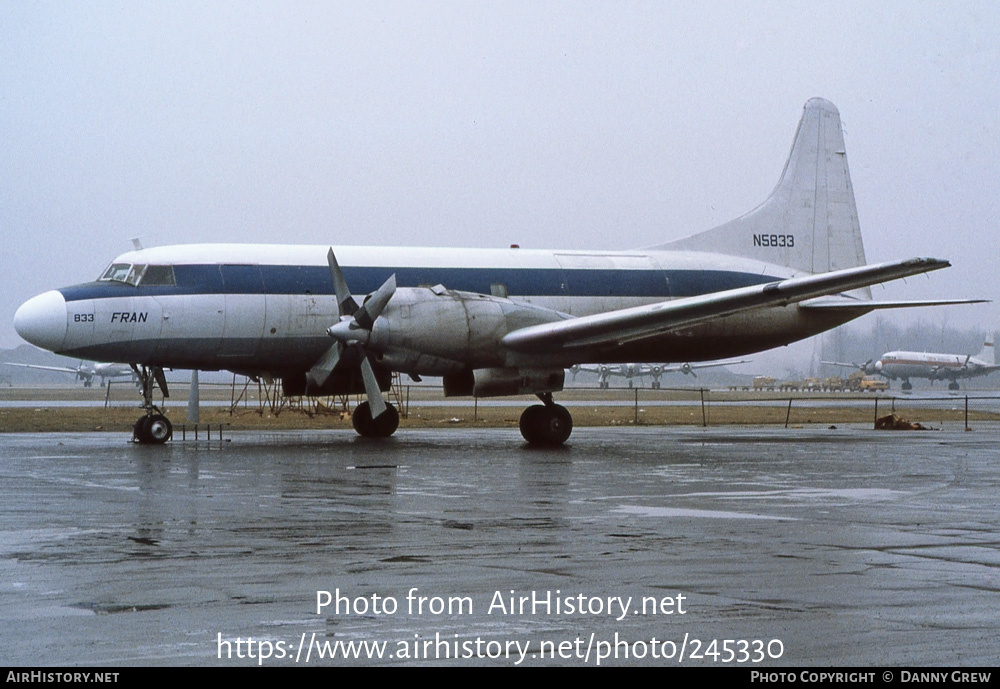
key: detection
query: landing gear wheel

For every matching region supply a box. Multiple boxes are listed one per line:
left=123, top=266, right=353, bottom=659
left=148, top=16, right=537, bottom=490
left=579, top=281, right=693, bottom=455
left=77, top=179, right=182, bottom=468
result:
left=948, top=381, right=960, bottom=391
left=146, top=414, right=172, bottom=444
left=519, top=404, right=573, bottom=446
left=901, top=381, right=913, bottom=391
left=133, top=414, right=172, bottom=444
left=352, top=402, right=399, bottom=438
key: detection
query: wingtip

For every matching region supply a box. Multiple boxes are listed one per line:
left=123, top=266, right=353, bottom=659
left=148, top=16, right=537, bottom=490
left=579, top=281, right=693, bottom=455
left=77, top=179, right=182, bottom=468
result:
left=906, top=257, right=950, bottom=270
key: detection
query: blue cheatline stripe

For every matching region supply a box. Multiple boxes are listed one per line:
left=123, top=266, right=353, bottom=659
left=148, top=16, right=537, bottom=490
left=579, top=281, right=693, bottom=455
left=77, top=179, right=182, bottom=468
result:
left=57, top=265, right=778, bottom=302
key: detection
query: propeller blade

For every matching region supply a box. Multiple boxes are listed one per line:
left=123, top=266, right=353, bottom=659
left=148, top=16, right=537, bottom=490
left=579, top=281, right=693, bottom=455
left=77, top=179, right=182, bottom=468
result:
left=354, top=274, right=396, bottom=330
left=360, top=356, right=387, bottom=418
left=326, top=248, right=359, bottom=317
left=306, top=342, right=344, bottom=387
left=316, top=248, right=395, bottom=415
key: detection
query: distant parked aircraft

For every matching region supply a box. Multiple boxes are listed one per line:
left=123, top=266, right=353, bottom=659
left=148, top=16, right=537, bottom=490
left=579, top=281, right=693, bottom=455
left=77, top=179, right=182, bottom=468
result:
left=3, top=360, right=136, bottom=387
left=824, top=339, right=996, bottom=390
left=575, top=360, right=749, bottom=389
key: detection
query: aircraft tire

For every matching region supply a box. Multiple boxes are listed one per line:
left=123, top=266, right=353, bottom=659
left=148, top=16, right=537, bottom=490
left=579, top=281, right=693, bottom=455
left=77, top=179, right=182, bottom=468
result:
left=519, top=404, right=572, bottom=446
left=146, top=414, right=173, bottom=444
left=352, top=402, right=399, bottom=438
left=519, top=405, right=545, bottom=443
left=133, top=414, right=172, bottom=444
left=133, top=416, right=151, bottom=443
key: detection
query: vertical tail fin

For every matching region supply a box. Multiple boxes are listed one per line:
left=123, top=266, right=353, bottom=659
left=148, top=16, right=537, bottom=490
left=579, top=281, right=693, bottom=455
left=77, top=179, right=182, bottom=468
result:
left=976, top=339, right=995, bottom=365
left=654, top=98, right=868, bottom=280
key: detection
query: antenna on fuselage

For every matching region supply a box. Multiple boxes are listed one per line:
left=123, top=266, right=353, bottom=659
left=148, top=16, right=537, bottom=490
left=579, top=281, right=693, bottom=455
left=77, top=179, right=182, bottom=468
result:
left=130, top=237, right=144, bottom=250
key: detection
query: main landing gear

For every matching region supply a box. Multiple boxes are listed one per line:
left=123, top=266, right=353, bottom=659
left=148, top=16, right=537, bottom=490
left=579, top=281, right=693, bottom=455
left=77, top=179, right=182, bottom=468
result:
left=519, top=393, right=572, bottom=446
left=352, top=401, right=400, bottom=438
left=131, top=365, right=172, bottom=445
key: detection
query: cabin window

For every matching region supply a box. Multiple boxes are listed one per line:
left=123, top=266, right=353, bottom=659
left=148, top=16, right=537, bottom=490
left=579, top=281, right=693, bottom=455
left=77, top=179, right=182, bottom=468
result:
left=490, top=283, right=508, bottom=298
left=140, top=265, right=176, bottom=286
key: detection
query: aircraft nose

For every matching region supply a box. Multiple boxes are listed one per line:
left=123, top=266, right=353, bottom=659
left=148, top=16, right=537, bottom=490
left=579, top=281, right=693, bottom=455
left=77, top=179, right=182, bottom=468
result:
left=14, top=290, right=68, bottom=352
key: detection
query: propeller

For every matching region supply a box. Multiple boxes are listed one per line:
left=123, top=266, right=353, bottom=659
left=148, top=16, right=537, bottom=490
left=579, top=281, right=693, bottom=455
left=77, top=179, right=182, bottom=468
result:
left=75, top=360, right=95, bottom=385
left=306, top=249, right=396, bottom=418
left=679, top=363, right=697, bottom=378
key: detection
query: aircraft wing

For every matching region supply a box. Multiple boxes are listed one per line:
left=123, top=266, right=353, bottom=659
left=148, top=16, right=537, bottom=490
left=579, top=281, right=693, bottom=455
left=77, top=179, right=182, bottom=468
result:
left=3, top=362, right=81, bottom=375
left=661, top=360, right=750, bottom=373
left=821, top=360, right=865, bottom=370
left=502, top=258, right=949, bottom=353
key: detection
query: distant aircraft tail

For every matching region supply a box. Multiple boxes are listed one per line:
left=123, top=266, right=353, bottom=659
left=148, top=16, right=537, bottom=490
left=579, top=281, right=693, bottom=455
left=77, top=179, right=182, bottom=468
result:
left=976, top=338, right=995, bottom=365
left=652, top=98, right=868, bottom=284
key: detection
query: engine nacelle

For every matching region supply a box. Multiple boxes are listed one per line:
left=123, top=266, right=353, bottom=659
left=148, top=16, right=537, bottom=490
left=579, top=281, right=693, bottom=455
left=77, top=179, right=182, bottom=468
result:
left=472, top=367, right=565, bottom=398
left=368, top=286, right=563, bottom=373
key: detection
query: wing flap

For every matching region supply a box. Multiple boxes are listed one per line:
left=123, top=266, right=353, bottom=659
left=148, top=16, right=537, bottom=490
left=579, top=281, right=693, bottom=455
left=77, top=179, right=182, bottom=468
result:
left=501, top=257, right=950, bottom=353
left=801, top=297, right=988, bottom=310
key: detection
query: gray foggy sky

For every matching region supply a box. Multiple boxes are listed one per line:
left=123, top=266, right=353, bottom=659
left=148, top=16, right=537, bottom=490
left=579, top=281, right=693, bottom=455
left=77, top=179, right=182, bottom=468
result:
left=2, top=1, right=998, bottom=353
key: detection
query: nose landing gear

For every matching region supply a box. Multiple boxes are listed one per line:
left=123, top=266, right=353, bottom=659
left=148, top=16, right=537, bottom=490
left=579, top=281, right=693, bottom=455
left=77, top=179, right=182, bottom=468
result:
left=130, top=365, right=172, bottom=445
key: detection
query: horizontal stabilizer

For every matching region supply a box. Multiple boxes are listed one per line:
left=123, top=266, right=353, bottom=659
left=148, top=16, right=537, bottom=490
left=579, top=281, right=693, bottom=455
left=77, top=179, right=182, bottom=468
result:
left=502, top=258, right=949, bottom=353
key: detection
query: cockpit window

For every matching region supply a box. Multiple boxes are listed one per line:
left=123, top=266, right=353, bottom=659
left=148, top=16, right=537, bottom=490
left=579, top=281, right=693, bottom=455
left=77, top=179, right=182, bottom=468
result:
left=140, top=265, right=176, bottom=286
left=98, top=263, right=174, bottom=286
left=99, top=263, right=133, bottom=283
left=125, top=264, right=146, bottom=285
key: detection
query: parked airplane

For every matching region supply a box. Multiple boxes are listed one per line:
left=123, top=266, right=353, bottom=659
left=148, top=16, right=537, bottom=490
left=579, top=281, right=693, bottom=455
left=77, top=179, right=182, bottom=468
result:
left=3, top=360, right=135, bottom=387
left=12, top=98, right=981, bottom=445
left=824, top=340, right=997, bottom=391
left=575, top=360, right=748, bottom=389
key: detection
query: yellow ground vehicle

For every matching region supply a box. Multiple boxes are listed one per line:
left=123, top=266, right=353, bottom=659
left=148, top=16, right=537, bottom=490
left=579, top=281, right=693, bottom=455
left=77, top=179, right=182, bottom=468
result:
left=859, top=376, right=889, bottom=391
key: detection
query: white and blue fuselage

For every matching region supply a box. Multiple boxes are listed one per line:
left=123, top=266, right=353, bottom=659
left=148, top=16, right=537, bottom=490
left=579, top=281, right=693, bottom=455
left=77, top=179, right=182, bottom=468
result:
left=15, top=243, right=852, bottom=380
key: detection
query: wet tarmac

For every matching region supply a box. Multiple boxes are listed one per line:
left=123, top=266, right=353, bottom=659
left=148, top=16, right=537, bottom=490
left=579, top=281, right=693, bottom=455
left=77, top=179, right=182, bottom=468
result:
left=1, top=426, right=998, bottom=666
